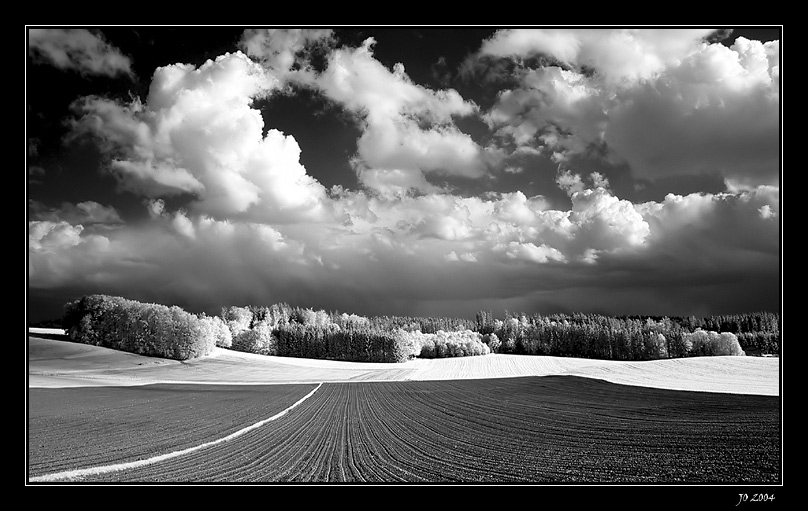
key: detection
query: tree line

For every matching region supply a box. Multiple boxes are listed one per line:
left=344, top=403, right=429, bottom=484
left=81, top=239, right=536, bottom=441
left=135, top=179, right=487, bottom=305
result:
left=53, top=295, right=779, bottom=363
left=475, top=310, right=779, bottom=359
left=61, top=295, right=228, bottom=361
left=219, top=303, right=487, bottom=362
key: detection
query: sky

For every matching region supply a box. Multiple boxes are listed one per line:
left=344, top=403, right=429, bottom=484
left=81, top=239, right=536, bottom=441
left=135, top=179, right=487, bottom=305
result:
left=27, top=26, right=781, bottom=323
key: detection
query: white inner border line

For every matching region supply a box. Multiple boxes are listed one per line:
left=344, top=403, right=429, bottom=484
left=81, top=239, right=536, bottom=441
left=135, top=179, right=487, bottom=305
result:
left=29, top=382, right=323, bottom=483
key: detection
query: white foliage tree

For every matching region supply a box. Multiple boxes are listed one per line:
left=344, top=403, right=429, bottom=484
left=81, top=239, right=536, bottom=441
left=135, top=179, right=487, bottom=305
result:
left=231, top=319, right=276, bottom=355
left=221, top=306, right=253, bottom=338
left=199, top=314, right=232, bottom=348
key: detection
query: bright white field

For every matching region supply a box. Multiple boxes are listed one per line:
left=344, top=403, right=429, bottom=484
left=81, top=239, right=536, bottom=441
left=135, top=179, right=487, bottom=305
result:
left=27, top=328, right=780, bottom=395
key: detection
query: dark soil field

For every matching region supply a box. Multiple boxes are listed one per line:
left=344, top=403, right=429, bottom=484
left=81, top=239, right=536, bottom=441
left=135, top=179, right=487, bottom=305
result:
left=28, top=376, right=780, bottom=484
left=28, top=383, right=317, bottom=479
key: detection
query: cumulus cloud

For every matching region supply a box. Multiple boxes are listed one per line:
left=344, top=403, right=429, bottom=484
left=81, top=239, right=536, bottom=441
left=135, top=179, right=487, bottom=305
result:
left=485, top=66, right=608, bottom=162
left=637, top=185, right=779, bottom=256
left=314, top=38, right=489, bottom=195
left=66, top=95, right=207, bottom=197
left=29, top=221, right=84, bottom=251
left=605, top=37, right=780, bottom=186
left=568, top=187, right=650, bottom=254
left=238, top=28, right=334, bottom=80
left=28, top=28, right=133, bottom=78
left=758, top=204, right=775, bottom=220
left=29, top=208, right=316, bottom=312
left=29, top=200, right=122, bottom=226
left=327, top=170, right=650, bottom=268
left=476, top=29, right=780, bottom=187
left=445, top=251, right=479, bottom=263
left=498, top=241, right=567, bottom=264
left=28, top=220, right=113, bottom=290
left=351, top=165, right=446, bottom=200
left=28, top=29, right=780, bottom=321
left=66, top=51, right=331, bottom=223
left=28, top=179, right=780, bottom=318
left=479, top=28, right=716, bottom=85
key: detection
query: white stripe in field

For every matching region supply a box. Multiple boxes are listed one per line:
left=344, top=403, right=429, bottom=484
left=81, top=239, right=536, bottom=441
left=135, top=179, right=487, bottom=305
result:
left=29, top=382, right=323, bottom=483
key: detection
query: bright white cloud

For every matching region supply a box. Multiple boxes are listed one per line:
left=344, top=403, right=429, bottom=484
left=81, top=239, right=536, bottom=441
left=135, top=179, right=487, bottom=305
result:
left=28, top=28, right=133, bottom=78
left=675, top=37, right=779, bottom=91
left=487, top=66, right=607, bottom=143
left=330, top=172, right=650, bottom=266
left=604, top=37, right=780, bottom=186
left=315, top=38, right=487, bottom=195
left=66, top=95, right=207, bottom=197
left=637, top=185, right=780, bottom=252
left=29, top=221, right=84, bottom=250
left=319, top=39, right=476, bottom=122
left=29, top=29, right=780, bottom=320
left=352, top=165, right=445, bottom=200
left=238, top=28, right=334, bottom=84
left=28, top=179, right=780, bottom=317
left=566, top=186, right=651, bottom=255
left=483, top=64, right=611, bottom=165
left=480, top=28, right=715, bottom=85
left=67, top=51, right=331, bottom=223
left=28, top=220, right=113, bottom=289
left=170, top=210, right=196, bottom=239
left=480, top=29, right=780, bottom=186
left=498, top=241, right=567, bottom=264
left=445, top=250, right=479, bottom=263
left=758, top=204, right=775, bottom=220
left=491, top=191, right=551, bottom=225
left=480, top=29, right=583, bottom=63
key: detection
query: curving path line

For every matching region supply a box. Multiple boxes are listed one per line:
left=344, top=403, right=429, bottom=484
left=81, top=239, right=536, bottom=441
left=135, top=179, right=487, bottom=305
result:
left=29, top=382, right=323, bottom=482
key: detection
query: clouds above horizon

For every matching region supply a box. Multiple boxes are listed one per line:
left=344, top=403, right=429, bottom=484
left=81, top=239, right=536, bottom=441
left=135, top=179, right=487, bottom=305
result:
left=475, top=28, right=780, bottom=186
left=28, top=28, right=134, bottom=78
left=65, top=50, right=332, bottom=223
left=27, top=27, right=781, bottom=320
left=314, top=37, right=490, bottom=197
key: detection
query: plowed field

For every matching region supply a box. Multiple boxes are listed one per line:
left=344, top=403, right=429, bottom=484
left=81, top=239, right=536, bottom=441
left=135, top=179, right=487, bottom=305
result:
left=28, top=383, right=317, bottom=479
left=29, top=378, right=780, bottom=483
left=27, top=334, right=782, bottom=484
